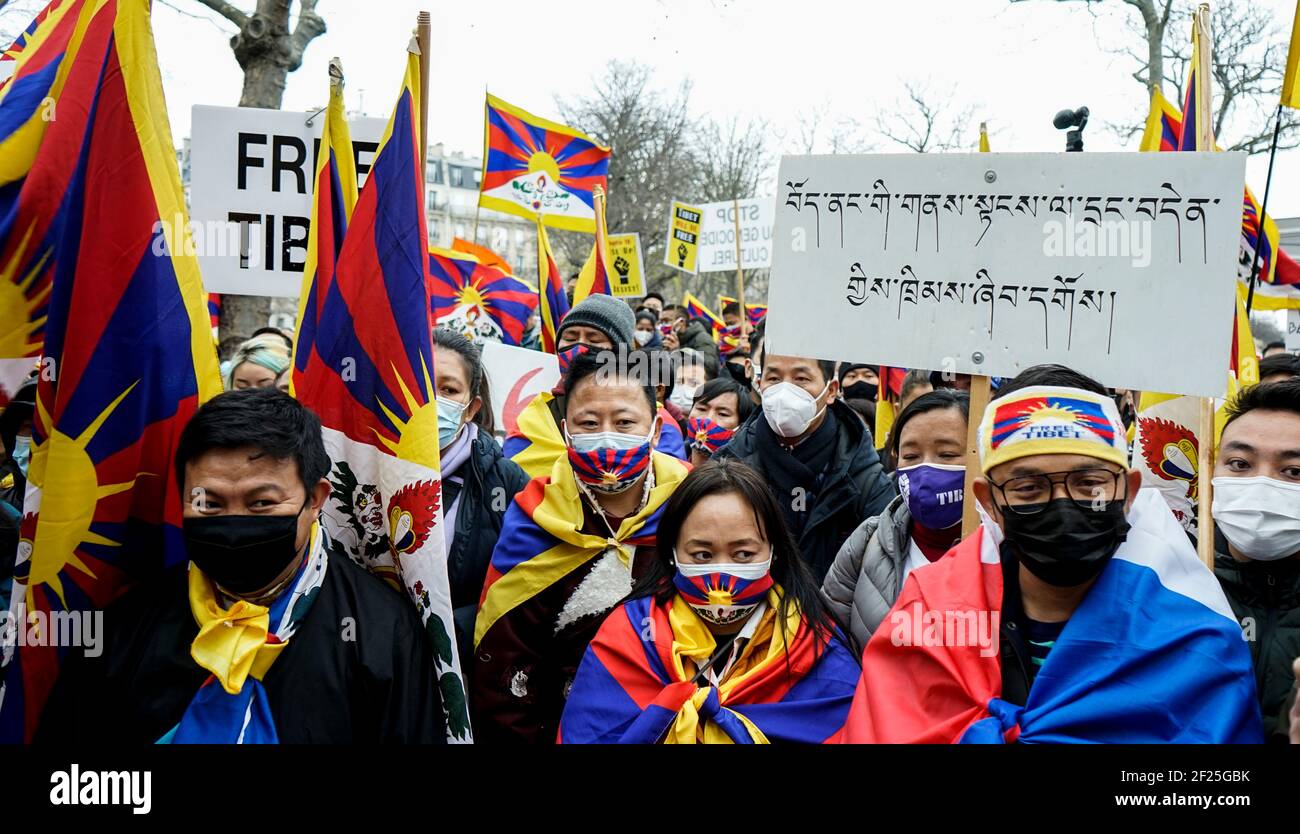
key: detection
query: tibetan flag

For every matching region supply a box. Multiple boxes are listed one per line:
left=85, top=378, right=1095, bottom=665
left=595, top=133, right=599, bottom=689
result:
left=718, top=296, right=767, bottom=328
left=841, top=491, right=1262, bottom=744
left=0, top=0, right=223, bottom=743
left=572, top=184, right=613, bottom=304
left=682, top=292, right=722, bottom=330
left=451, top=236, right=513, bottom=275
left=291, top=59, right=356, bottom=397
left=0, top=0, right=91, bottom=360
left=292, top=45, right=470, bottom=742
left=1139, top=88, right=1182, bottom=152
left=479, top=93, right=610, bottom=232
left=428, top=246, right=537, bottom=346
left=535, top=219, right=569, bottom=354
left=558, top=592, right=860, bottom=744
left=1283, top=0, right=1299, bottom=110
left=206, top=293, right=220, bottom=340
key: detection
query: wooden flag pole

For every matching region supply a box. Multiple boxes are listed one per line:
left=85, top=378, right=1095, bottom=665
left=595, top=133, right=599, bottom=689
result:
left=961, top=375, right=992, bottom=538
left=1192, top=2, right=1216, bottom=570
left=416, top=13, right=431, bottom=172
left=732, top=199, right=747, bottom=331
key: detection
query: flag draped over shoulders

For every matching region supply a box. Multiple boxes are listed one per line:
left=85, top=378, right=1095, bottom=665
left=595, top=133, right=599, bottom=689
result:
left=841, top=490, right=1262, bottom=744
left=559, top=590, right=859, bottom=744
left=0, top=0, right=222, bottom=742
left=474, top=451, right=689, bottom=648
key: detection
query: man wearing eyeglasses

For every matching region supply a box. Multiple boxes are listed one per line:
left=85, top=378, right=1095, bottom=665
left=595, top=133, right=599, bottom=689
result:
left=840, top=364, right=1261, bottom=743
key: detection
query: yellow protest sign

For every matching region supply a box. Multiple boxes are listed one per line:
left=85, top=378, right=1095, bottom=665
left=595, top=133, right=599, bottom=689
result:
left=664, top=200, right=702, bottom=275
left=607, top=233, right=645, bottom=297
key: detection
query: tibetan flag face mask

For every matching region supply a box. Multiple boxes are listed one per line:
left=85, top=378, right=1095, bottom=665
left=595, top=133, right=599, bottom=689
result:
left=686, top=416, right=734, bottom=456
left=673, top=556, right=774, bottom=626
left=564, top=421, right=655, bottom=494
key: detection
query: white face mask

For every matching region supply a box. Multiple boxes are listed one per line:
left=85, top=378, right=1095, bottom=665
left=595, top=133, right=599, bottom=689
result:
left=1212, top=476, right=1300, bottom=561
left=761, top=381, right=827, bottom=438
left=633, top=329, right=653, bottom=346
left=668, top=384, right=698, bottom=411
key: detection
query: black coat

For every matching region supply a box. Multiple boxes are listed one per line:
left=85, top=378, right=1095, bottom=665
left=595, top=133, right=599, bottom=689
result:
left=447, top=431, right=530, bottom=663
left=715, top=400, right=896, bottom=582
left=36, top=542, right=446, bottom=744
left=1215, top=548, right=1300, bottom=739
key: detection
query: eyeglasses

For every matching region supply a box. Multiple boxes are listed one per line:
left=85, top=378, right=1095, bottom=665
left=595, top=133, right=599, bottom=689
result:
left=988, top=468, right=1125, bottom=516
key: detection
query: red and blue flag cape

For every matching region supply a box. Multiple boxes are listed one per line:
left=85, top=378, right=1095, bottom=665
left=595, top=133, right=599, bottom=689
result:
left=558, top=591, right=859, bottom=744
left=0, top=0, right=223, bottom=743
left=840, top=491, right=1262, bottom=744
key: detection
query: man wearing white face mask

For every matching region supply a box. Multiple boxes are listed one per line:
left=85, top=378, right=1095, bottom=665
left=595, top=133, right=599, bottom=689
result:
left=715, top=350, right=895, bottom=582
left=1212, top=379, right=1300, bottom=739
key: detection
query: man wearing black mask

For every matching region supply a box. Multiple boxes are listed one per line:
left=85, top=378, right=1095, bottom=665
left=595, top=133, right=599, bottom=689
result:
left=843, top=364, right=1261, bottom=743
left=38, top=388, right=445, bottom=744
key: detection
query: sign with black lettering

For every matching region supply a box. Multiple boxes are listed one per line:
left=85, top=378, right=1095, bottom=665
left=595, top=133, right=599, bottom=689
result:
left=663, top=200, right=702, bottom=275
left=697, top=197, right=774, bottom=272
left=189, top=105, right=386, bottom=297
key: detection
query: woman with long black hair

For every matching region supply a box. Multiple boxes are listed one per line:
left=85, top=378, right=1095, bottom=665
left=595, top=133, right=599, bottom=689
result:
left=558, top=458, right=860, bottom=744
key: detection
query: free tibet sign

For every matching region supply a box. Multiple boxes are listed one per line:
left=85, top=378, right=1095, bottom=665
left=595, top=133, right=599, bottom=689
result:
left=663, top=200, right=702, bottom=275
left=607, top=233, right=645, bottom=297
left=764, top=152, right=1246, bottom=398
left=188, top=105, right=386, bottom=297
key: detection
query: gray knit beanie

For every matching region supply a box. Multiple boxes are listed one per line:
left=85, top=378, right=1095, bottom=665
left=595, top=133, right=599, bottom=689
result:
left=558, top=293, right=636, bottom=347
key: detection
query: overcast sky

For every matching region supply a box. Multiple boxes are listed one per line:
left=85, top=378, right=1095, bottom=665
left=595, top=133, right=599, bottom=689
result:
left=141, top=0, right=1300, bottom=219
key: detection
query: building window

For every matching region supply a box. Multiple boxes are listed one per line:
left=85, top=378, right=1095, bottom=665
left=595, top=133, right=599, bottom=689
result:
left=449, top=165, right=481, bottom=190
left=429, top=160, right=444, bottom=185
left=426, top=190, right=438, bottom=212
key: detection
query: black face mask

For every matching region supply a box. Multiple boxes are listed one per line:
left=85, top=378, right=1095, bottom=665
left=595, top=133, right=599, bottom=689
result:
left=842, top=381, right=877, bottom=402
left=998, top=498, right=1131, bottom=587
left=183, top=504, right=306, bottom=595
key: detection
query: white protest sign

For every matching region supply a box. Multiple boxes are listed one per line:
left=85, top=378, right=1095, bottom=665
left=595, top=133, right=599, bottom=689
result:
left=765, top=152, right=1247, bottom=399
left=189, top=104, right=387, bottom=297
left=480, top=342, right=559, bottom=438
left=1288, top=309, right=1300, bottom=353
left=697, top=197, right=774, bottom=272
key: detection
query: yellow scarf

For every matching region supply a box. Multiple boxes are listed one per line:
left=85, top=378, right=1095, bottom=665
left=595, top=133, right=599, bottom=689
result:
left=662, top=588, right=802, bottom=744
left=187, top=525, right=318, bottom=694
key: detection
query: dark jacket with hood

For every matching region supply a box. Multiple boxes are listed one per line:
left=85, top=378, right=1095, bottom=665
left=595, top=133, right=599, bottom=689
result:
left=715, top=399, right=896, bottom=582
left=677, top=319, right=721, bottom=365
left=1214, top=543, right=1300, bottom=740
left=446, top=428, right=530, bottom=664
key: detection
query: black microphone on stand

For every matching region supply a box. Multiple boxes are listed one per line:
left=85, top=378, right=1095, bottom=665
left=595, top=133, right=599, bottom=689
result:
left=1053, top=107, right=1089, bottom=152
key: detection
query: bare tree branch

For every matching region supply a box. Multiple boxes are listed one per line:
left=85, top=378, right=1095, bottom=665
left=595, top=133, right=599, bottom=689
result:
left=191, top=0, right=249, bottom=28
left=874, top=81, right=975, bottom=153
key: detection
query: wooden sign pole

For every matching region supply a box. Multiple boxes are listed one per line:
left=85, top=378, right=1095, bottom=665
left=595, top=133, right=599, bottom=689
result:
left=732, top=198, right=747, bottom=331
left=1192, top=2, right=1217, bottom=570
left=961, top=375, right=992, bottom=538
left=415, top=13, right=431, bottom=172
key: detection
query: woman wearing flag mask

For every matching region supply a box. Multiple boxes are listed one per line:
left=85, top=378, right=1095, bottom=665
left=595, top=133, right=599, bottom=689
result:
left=822, top=389, right=969, bottom=651
left=558, top=458, right=860, bottom=743
left=473, top=350, right=690, bottom=744
left=685, top=378, right=754, bottom=466
left=432, top=329, right=530, bottom=665
left=503, top=293, right=637, bottom=480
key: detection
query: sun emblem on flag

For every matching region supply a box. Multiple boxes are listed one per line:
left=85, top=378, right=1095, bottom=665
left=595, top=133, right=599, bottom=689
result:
left=0, top=226, right=53, bottom=357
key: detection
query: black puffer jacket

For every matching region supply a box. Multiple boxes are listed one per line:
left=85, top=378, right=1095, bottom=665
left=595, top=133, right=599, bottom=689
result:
left=447, top=429, right=530, bottom=663
left=1214, top=548, right=1300, bottom=739
left=715, top=400, right=896, bottom=582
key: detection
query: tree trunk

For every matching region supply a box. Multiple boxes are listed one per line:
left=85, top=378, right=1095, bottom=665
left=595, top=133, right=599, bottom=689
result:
left=215, top=0, right=319, bottom=357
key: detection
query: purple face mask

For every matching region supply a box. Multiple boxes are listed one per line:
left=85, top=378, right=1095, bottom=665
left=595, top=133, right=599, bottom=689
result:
left=897, top=463, right=965, bottom=530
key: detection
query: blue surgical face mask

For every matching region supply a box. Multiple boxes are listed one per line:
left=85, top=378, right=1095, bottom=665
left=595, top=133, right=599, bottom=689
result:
left=437, top=397, right=469, bottom=448
left=10, top=435, right=30, bottom=476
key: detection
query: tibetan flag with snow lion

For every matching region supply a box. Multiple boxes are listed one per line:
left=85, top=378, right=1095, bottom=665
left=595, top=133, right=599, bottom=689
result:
left=291, top=45, right=469, bottom=741
left=479, top=93, right=610, bottom=232
left=0, top=0, right=223, bottom=743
